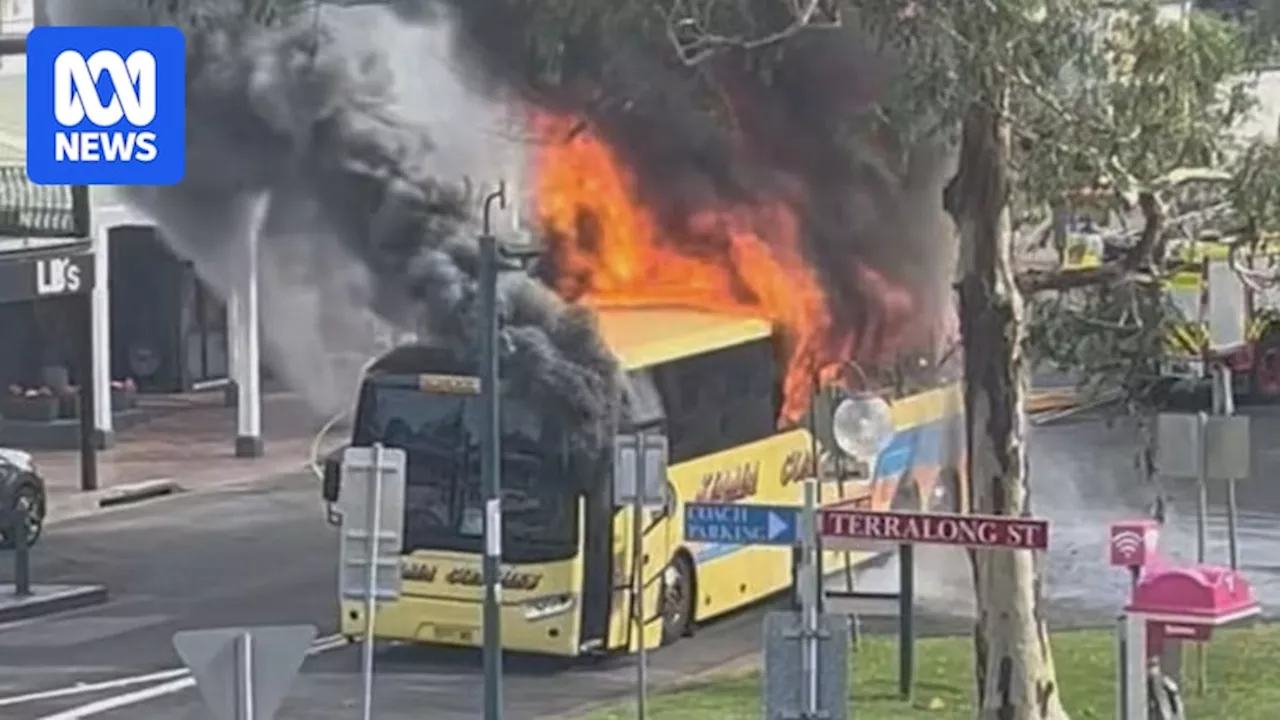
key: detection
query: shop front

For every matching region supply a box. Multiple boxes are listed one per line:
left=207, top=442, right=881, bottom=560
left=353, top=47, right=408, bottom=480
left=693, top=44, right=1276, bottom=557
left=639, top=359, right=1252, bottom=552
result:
left=109, top=225, right=231, bottom=395
left=0, top=245, right=124, bottom=450
left=0, top=228, right=239, bottom=449
left=0, top=169, right=111, bottom=466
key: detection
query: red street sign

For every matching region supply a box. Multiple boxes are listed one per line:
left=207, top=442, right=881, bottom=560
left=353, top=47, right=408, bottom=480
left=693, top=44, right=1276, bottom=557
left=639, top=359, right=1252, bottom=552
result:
left=819, top=509, right=1049, bottom=550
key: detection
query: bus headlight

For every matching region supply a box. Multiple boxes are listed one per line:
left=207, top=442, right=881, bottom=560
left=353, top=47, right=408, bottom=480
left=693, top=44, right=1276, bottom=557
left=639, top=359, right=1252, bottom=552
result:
left=831, top=394, right=894, bottom=460
left=522, top=593, right=576, bottom=621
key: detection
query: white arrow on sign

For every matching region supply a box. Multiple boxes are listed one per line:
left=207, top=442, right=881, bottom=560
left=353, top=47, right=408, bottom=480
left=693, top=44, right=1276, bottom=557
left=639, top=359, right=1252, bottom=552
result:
left=767, top=511, right=789, bottom=541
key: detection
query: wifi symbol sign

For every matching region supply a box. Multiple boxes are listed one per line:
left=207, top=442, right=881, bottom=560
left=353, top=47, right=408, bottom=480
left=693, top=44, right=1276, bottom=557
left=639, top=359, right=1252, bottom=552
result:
left=1109, top=527, right=1150, bottom=566
left=1112, top=531, right=1142, bottom=557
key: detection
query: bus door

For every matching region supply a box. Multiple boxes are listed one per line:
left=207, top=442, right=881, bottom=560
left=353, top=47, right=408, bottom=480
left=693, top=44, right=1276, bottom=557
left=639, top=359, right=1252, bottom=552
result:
left=637, top=495, right=673, bottom=651
left=606, top=370, right=674, bottom=652
left=609, top=433, right=673, bottom=653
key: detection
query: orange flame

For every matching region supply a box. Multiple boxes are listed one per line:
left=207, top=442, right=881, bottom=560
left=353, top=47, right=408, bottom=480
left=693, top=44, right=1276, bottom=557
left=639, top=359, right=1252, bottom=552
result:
left=531, top=113, right=907, bottom=423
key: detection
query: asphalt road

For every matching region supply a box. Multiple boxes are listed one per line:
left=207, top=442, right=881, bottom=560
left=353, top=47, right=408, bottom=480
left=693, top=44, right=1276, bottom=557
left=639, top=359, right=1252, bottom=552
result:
left=0, top=405, right=1276, bottom=719
left=1028, top=403, right=1280, bottom=617
left=0, top=472, right=802, bottom=720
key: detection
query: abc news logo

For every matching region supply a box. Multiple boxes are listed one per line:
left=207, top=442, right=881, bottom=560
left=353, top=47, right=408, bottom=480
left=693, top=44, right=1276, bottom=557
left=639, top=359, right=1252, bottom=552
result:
left=26, top=27, right=184, bottom=185
left=53, top=49, right=158, bottom=164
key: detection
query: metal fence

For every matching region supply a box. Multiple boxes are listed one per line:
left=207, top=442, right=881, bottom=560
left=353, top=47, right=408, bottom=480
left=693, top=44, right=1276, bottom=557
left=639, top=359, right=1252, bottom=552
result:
left=0, top=166, right=90, bottom=238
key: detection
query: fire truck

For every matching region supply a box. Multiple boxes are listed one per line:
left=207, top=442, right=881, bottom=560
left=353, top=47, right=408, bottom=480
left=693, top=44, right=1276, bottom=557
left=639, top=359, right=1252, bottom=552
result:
left=1055, top=174, right=1280, bottom=401
left=1158, top=235, right=1280, bottom=399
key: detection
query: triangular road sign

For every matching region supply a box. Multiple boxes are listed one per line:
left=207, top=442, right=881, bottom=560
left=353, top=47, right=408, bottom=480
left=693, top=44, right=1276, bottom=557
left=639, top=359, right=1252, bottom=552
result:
left=174, top=625, right=316, bottom=720
left=173, top=629, right=236, bottom=720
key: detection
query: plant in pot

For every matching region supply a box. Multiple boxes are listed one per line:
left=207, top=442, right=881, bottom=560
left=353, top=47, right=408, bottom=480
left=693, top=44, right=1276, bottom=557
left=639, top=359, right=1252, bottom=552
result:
left=57, top=385, right=80, bottom=419
left=110, top=378, right=138, bottom=411
left=3, top=385, right=60, bottom=422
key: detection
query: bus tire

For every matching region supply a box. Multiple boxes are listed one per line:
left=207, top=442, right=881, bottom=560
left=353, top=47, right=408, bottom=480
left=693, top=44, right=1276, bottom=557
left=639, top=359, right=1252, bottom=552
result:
left=659, top=553, right=695, bottom=646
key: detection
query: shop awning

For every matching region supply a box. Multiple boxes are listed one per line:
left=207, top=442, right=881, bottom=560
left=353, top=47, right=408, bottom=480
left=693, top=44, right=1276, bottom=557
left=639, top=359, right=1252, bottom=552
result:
left=0, top=72, right=24, bottom=165
left=0, top=71, right=91, bottom=240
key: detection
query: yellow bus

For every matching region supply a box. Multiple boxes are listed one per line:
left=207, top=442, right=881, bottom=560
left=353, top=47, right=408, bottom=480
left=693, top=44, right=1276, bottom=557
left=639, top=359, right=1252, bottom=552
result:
left=321, top=307, right=966, bottom=656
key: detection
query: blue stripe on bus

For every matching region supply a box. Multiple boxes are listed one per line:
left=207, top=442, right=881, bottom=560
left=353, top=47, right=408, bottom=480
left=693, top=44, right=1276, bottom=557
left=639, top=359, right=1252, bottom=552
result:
left=689, top=416, right=955, bottom=564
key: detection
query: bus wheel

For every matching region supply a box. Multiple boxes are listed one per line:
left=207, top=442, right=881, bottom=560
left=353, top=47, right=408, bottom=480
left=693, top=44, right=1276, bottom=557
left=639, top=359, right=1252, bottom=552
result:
left=659, top=554, right=695, bottom=645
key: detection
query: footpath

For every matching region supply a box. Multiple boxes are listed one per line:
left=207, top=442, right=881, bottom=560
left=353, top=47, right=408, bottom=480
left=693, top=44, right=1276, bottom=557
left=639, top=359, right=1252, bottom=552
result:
left=31, top=391, right=343, bottom=525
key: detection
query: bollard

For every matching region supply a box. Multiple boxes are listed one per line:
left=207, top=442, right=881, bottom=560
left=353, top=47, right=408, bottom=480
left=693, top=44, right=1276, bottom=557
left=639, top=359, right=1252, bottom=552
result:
left=12, top=505, right=31, bottom=597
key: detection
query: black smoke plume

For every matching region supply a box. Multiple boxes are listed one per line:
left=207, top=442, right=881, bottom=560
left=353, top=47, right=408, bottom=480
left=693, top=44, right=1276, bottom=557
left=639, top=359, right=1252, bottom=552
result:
left=43, top=0, right=623, bottom=479
left=42, top=0, right=956, bottom=485
left=431, top=0, right=958, bottom=361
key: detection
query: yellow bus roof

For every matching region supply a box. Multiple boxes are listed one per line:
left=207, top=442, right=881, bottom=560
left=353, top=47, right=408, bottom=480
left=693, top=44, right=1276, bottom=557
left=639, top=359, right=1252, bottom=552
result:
left=593, top=307, right=774, bottom=370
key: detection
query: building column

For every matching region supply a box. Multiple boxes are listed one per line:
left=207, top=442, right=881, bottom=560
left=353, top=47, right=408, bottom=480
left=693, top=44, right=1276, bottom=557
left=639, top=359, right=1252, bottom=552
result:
left=224, top=286, right=240, bottom=407
left=90, top=221, right=114, bottom=448
left=232, top=194, right=270, bottom=459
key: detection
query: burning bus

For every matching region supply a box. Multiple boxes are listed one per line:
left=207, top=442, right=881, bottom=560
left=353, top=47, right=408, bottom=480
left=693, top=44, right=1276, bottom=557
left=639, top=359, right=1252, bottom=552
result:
left=322, top=306, right=963, bottom=656
left=318, top=113, right=965, bottom=656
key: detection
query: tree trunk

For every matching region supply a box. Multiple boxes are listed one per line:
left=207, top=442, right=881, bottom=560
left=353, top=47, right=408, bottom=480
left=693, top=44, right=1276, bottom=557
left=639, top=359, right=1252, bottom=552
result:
left=947, top=88, right=1070, bottom=720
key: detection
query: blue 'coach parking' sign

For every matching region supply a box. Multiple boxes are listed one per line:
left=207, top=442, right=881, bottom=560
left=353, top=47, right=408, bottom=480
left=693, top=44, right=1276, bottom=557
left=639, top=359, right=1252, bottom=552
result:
left=684, top=503, right=799, bottom=546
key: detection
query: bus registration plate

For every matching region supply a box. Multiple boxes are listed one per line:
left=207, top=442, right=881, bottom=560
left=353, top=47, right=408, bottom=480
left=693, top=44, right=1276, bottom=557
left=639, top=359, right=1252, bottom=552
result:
left=432, top=624, right=475, bottom=643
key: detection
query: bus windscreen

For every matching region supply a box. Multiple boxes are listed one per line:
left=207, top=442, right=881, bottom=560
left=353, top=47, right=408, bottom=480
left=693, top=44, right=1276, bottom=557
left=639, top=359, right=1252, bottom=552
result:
left=355, top=380, right=578, bottom=561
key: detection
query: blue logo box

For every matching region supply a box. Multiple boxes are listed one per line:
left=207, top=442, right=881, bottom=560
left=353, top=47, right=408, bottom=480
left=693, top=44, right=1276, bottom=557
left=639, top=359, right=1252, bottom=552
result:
left=26, top=26, right=186, bottom=186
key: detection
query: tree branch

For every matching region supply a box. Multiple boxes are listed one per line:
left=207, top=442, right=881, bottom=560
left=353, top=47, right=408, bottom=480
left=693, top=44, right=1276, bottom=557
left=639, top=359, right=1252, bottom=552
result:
left=1016, top=166, right=1240, bottom=294
left=662, top=0, right=842, bottom=66
left=1017, top=189, right=1164, bottom=293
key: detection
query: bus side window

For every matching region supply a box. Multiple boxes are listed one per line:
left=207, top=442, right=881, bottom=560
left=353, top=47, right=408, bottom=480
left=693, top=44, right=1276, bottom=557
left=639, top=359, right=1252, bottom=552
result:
left=623, top=370, right=666, bottom=431
left=653, top=338, right=778, bottom=464
left=729, top=339, right=777, bottom=442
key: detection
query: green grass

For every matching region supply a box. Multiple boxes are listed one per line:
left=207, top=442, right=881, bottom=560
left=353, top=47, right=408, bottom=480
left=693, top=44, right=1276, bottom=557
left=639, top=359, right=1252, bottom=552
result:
left=579, top=624, right=1280, bottom=719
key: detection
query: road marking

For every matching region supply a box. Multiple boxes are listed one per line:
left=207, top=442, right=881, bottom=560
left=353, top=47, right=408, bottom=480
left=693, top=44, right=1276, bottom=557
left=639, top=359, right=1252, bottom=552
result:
left=39, top=676, right=198, bottom=720
left=4, top=634, right=347, bottom=715
left=0, top=669, right=189, bottom=708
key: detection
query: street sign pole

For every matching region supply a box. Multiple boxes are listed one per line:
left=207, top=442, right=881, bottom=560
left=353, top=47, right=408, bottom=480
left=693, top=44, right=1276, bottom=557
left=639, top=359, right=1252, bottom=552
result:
left=1216, top=365, right=1239, bottom=571
left=236, top=632, right=255, bottom=720
left=337, top=445, right=405, bottom=720
left=480, top=185, right=507, bottom=720
left=1195, top=409, right=1208, bottom=567
left=360, top=443, right=385, bottom=720
left=633, top=427, right=648, bottom=720
left=800, top=478, right=819, bottom=719
left=616, top=430, right=670, bottom=720
left=1155, top=404, right=1252, bottom=695
left=683, top=500, right=827, bottom=719
left=818, top=507, right=1049, bottom=708
left=1192, top=406, right=1208, bottom=696
left=898, top=544, right=914, bottom=701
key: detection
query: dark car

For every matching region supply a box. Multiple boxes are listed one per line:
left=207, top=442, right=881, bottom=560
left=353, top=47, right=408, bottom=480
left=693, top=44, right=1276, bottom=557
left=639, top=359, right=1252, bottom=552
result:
left=0, top=448, right=46, bottom=549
